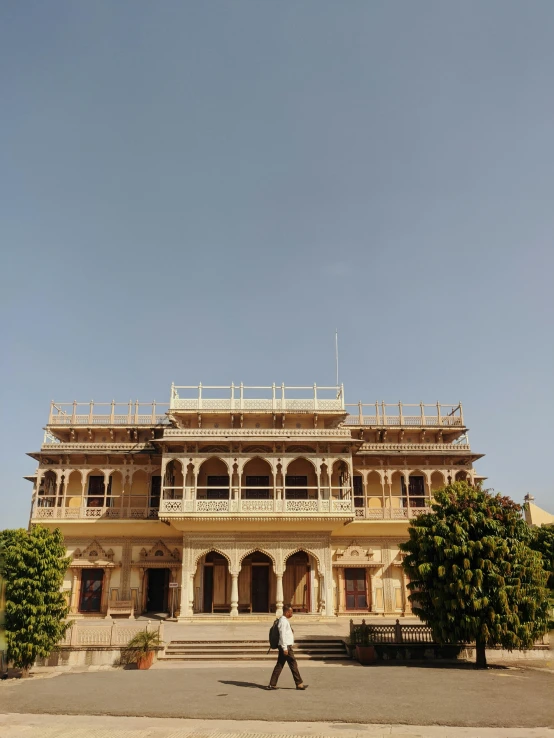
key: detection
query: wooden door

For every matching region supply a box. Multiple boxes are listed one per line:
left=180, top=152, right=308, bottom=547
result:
left=79, top=569, right=103, bottom=613
left=345, top=568, right=368, bottom=610
left=251, top=565, right=269, bottom=612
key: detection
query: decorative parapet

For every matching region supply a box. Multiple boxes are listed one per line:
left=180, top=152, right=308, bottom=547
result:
left=32, top=506, right=159, bottom=521
left=358, top=443, right=471, bottom=453
left=354, top=507, right=432, bottom=520
left=40, top=442, right=155, bottom=452
left=158, top=497, right=353, bottom=517
left=163, top=427, right=352, bottom=438
left=170, top=383, right=345, bottom=413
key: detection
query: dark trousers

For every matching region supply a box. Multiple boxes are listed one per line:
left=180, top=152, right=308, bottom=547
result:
left=269, top=646, right=303, bottom=687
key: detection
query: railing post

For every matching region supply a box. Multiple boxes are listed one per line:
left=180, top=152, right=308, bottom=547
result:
left=272, top=383, right=276, bottom=411
left=70, top=623, right=79, bottom=647
left=231, top=382, right=235, bottom=411
left=134, top=400, right=139, bottom=423
left=110, top=620, right=116, bottom=646
left=375, top=401, right=380, bottom=425
left=281, top=383, right=285, bottom=411
left=49, top=400, right=54, bottom=424
left=381, top=402, right=386, bottom=426
left=72, top=401, right=77, bottom=424
left=358, top=401, right=363, bottom=424
left=437, top=401, right=442, bottom=426
left=395, top=619, right=403, bottom=643
left=198, top=383, right=202, bottom=410
left=398, top=401, right=403, bottom=426
left=420, top=402, right=425, bottom=425
left=89, top=400, right=94, bottom=424
left=459, top=401, right=464, bottom=426
left=152, top=401, right=156, bottom=423
left=313, top=383, right=318, bottom=411
left=349, top=618, right=354, bottom=636
left=128, top=400, right=132, bottom=423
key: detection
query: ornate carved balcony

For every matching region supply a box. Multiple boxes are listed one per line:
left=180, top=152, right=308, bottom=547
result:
left=163, top=427, right=352, bottom=439
left=158, top=497, right=353, bottom=518
left=358, top=442, right=471, bottom=453
left=354, top=506, right=432, bottom=520
left=31, top=506, right=159, bottom=521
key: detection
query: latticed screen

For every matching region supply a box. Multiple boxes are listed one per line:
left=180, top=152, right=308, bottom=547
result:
left=353, top=476, right=364, bottom=508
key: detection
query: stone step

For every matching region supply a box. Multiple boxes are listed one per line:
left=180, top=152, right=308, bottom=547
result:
left=158, top=653, right=350, bottom=661
left=161, top=637, right=350, bottom=662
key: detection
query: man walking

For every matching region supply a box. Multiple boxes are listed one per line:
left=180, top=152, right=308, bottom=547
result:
left=267, top=604, right=307, bottom=690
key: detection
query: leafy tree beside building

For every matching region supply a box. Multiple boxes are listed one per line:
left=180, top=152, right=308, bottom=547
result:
left=529, top=523, right=554, bottom=625
left=400, top=482, right=549, bottom=668
left=0, top=526, right=70, bottom=674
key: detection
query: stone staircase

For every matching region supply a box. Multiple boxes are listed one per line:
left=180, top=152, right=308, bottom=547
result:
left=159, top=638, right=350, bottom=662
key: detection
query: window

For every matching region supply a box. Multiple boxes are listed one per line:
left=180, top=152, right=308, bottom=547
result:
left=285, top=475, right=308, bottom=500
left=353, top=476, right=364, bottom=508
left=244, top=476, right=270, bottom=500
left=150, top=476, right=162, bottom=508
left=87, top=476, right=105, bottom=507
left=207, top=475, right=230, bottom=500
left=408, top=476, right=425, bottom=507
left=345, top=568, right=368, bottom=610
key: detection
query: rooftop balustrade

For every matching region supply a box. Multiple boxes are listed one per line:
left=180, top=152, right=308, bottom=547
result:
left=170, top=383, right=345, bottom=413
left=47, top=401, right=169, bottom=426
left=344, top=402, right=464, bottom=427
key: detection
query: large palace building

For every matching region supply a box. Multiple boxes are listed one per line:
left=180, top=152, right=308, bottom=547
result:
left=28, top=383, right=483, bottom=621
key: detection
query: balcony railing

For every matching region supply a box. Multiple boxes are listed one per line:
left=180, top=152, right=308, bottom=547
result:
left=41, top=441, right=155, bottom=451
left=353, top=506, right=432, bottom=520
left=344, top=402, right=464, bottom=427
left=48, top=401, right=169, bottom=426
left=31, top=506, right=159, bottom=520
left=163, top=427, right=352, bottom=438
left=159, top=497, right=353, bottom=515
left=358, top=443, right=471, bottom=452
left=170, top=383, right=345, bottom=413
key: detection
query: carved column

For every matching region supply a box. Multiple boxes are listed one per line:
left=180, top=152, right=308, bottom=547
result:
left=102, top=568, right=112, bottom=616
left=275, top=572, right=284, bottom=616
left=70, top=570, right=80, bottom=614
left=230, top=571, right=239, bottom=616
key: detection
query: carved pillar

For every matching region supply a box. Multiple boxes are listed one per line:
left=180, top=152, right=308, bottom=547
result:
left=230, top=571, right=239, bottom=616
left=120, top=539, right=132, bottom=600
left=275, top=573, right=284, bottom=617
left=102, top=568, right=112, bottom=616
left=70, top=570, right=80, bottom=614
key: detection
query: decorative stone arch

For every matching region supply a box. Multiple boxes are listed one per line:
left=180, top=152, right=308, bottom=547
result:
left=283, top=546, right=322, bottom=573
left=238, top=547, right=278, bottom=574
left=240, top=455, right=275, bottom=481
left=193, top=547, right=233, bottom=570
left=282, top=456, right=319, bottom=475
left=197, top=456, right=232, bottom=474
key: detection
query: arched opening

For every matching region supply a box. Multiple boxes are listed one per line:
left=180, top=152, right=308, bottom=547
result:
left=285, top=458, right=317, bottom=500
left=65, top=470, right=82, bottom=508
left=431, top=471, right=446, bottom=493
left=109, top=470, right=124, bottom=509
left=455, top=470, right=468, bottom=482
left=130, top=469, right=149, bottom=510
left=331, top=460, right=350, bottom=499
left=407, top=471, right=427, bottom=508
left=197, top=458, right=229, bottom=500
left=86, top=469, right=106, bottom=507
left=241, top=457, right=273, bottom=499
left=37, top=471, right=57, bottom=507
left=194, top=551, right=231, bottom=613
left=163, top=459, right=184, bottom=500
left=389, top=471, right=404, bottom=509
left=366, top=471, right=383, bottom=509
left=283, top=550, right=316, bottom=613
left=238, top=551, right=275, bottom=613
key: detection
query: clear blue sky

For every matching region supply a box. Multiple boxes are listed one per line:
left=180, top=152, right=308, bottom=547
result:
left=2, top=1, right=553, bottom=529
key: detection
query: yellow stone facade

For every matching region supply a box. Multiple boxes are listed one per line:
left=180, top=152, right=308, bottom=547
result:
left=28, top=383, right=482, bottom=621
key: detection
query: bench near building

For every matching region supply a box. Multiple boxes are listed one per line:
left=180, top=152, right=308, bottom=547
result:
left=28, top=383, right=483, bottom=621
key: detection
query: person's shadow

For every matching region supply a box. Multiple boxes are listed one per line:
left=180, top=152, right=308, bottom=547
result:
left=219, top=679, right=296, bottom=690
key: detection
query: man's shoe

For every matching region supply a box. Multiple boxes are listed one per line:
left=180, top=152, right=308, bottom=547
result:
left=266, top=685, right=278, bottom=690
left=296, top=684, right=308, bottom=690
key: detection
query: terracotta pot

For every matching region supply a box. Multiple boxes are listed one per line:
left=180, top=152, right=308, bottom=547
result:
left=355, top=645, right=377, bottom=665
left=136, top=651, right=155, bottom=670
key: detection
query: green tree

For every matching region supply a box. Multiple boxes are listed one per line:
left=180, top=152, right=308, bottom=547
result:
left=400, top=482, right=549, bottom=668
left=0, top=526, right=71, bottom=674
left=529, top=523, right=554, bottom=625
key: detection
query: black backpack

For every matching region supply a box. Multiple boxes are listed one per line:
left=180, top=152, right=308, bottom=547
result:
left=268, top=618, right=280, bottom=650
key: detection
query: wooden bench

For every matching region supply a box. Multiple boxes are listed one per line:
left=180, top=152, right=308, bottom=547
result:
left=106, top=599, right=135, bottom=619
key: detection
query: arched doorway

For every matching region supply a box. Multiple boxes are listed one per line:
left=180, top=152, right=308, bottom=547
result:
left=283, top=551, right=312, bottom=613
left=197, top=458, right=230, bottom=500
left=238, top=552, right=275, bottom=613
left=199, top=551, right=231, bottom=613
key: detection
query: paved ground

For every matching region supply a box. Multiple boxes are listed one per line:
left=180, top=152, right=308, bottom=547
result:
left=1, top=714, right=553, bottom=738
left=0, top=664, right=552, bottom=728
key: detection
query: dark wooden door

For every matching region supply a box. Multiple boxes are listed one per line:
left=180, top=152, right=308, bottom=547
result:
left=79, top=568, right=104, bottom=612
left=147, top=568, right=169, bottom=612
left=345, top=568, right=368, bottom=610
left=203, top=566, right=214, bottom=612
left=251, top=565, right=269, bottom=612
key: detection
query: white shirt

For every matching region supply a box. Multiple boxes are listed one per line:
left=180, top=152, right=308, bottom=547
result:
left=278, top=615, right=294, bottom=649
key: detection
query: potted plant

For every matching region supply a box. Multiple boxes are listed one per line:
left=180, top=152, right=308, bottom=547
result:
left=351, top=624, right=377, bottom=665
left=127, top=629, right=163, bottom=670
